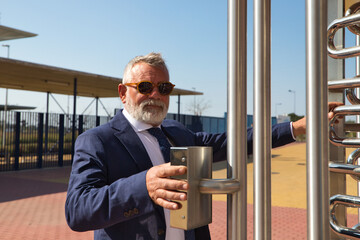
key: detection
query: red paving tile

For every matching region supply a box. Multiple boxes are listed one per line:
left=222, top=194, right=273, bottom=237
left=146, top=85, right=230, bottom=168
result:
left=0, top=166, right=359, bottom=240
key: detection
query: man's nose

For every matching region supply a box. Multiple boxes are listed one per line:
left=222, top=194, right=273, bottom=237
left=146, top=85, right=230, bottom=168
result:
left=148, top=86, right=161, bottom=98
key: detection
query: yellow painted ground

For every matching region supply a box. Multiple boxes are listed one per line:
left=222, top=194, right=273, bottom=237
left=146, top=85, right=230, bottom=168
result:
left=212, top=142, right=360, bottom=214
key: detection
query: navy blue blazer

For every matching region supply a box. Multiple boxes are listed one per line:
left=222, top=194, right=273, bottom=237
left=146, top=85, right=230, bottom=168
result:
left=65, top=110, right=294, bottom=240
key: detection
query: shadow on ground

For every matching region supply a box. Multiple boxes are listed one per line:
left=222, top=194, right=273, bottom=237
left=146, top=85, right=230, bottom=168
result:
left=0, top=167, right=71, bottom=203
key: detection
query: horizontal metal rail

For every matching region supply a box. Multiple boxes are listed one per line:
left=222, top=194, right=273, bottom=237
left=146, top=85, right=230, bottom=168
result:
left=329, top=163, right=360, bottom=180
left=328, top=77, right=360, bottom=89
left=328, top=77, right=360, bottom=104
left=330, top=194, right=360, bottom=239
left=328, top=12, right=360, bottom=59
left=330, top=105, right=360, bottom=147
left=199, top=179, right=241, bottom=194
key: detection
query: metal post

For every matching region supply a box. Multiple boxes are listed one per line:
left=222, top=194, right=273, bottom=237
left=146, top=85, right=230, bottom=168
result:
left=328, top=1, right=346, bottom=238
left=253, top=0, right=271, bottom=239
left=227, top=0, right=247, bottom=239
left=2, top=88, right=7, bottom=148
left=71, top=78, right=77, bottom=162
left=177, top=94, right=181, bottom=121
left=37, top=113, right=44, bottom=169
left=356, top=35, right=360, bottom=221
left=95, top=97, right=99, bottom=117
left=2, top=45, right=9, bottom=149
left=45, top=92, right=49, bottom=156
left=58, top=114, right=64, bottom=167
left=78, top=115, right=83, bottom=135
left=306, top=0, right=329, bottom=239
left=14, top=112, right=20, bottom=170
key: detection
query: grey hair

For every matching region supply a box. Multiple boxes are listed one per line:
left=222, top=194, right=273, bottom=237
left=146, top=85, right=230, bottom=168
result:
left=122, top=52, right=169, bottom=84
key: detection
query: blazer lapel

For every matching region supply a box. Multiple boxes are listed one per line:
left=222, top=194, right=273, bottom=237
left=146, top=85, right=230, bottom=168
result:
left=161, top=120, right=193, bottom=147
left=111, top=111, right=153, bottom=172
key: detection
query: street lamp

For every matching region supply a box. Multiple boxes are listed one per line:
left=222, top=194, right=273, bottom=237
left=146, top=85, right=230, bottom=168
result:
left=288, top=89, right=296, bottom=114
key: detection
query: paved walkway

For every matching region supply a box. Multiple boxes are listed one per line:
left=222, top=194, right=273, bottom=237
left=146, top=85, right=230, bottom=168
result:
left=0, top=142, right=358, bottom=239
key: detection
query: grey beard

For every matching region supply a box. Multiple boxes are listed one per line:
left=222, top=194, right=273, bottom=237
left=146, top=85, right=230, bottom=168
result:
left=126, top=99, right=168, bottom=126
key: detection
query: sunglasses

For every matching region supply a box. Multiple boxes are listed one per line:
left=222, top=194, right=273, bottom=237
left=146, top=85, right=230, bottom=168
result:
left=124, top=81, right=175, bottom=96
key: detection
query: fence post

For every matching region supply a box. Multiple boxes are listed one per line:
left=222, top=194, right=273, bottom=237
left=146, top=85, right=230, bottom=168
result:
left=96, top=116, right=100, bottom=127
left=14, top=112, right=20, bottom=170
left=58, top=114, right=64, bottom=167
left=78, top=115, right=83, bottom=135
left=37, top=113, right=44, bottom=168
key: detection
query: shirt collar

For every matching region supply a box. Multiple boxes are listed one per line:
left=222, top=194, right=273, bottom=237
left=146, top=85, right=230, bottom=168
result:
left=122, top=108, right=160, bottom=132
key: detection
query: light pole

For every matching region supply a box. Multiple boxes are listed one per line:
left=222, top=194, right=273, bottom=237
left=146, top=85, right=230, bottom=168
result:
left=2, top=44, right=9, bottom=148
left=288, top=89, right=296, bottom=114
left=275, top=102, right=282, bottom=117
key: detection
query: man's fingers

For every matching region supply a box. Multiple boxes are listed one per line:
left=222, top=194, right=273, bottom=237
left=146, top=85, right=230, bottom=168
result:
left=155, top=164, right=187, bottom=178
left=155, top=188, right=187, bottom=201
left=156, top=198, right=183, bottom=210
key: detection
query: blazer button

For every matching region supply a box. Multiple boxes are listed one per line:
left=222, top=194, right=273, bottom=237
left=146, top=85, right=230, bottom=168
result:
left=133, top=208, right=139, bottom=214
left=158, top=229, right=165, bottom=236
left=129, top=209, right=134, bottom=216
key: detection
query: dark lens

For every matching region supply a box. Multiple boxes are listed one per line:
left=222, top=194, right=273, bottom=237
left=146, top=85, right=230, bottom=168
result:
left=138, top=82, right=154, bottom=94
left=158, top=82, right=174, bottom=95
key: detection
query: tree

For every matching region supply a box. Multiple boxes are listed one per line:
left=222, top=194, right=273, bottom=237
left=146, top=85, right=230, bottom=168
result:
left=288, top=113, right=303, bottom=122
left=186, top=98, right=211, bottom=116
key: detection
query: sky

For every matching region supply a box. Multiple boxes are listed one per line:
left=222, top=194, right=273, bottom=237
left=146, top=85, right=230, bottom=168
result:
left=0, top=0, right=356, bottom=118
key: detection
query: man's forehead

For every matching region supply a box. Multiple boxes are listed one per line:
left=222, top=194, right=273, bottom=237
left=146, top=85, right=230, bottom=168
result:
left=131, top=62, right=169, bottom=79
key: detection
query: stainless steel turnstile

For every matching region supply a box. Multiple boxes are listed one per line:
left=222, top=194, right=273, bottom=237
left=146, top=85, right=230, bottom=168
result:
left=170, top=1, right=360, bottom=240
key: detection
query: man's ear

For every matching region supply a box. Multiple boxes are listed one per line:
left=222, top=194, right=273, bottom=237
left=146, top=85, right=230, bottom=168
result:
left=118, top=84, right=127, bottom=104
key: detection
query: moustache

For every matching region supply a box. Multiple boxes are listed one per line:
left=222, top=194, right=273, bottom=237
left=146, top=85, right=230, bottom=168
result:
left=140, top=99, right=166, bottom=110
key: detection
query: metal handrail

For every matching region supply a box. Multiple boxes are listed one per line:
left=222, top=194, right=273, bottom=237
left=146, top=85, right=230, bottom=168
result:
left=330, top=194, right=360, bottom=239
left=329, top=105, right=360, bottom=147
left=199, top=179, right=241, bottom=194
left=329, top=163, right=360, bottom=180
left=328, top=77, right=360, bottom=104
left=345, top=2, right=360, bottom=35
left=328, top=77, right=360, bottom=90
left=347, top=148, right=360, bottom=181
left=329, top=148, right=360, bottom=181
left=346, top=88, right=360, bottom=105
left=328, top=12, right=360, bottom=59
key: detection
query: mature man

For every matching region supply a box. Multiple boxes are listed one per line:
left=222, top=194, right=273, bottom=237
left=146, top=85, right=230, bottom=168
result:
left=65, top=52, right=339, bottom=240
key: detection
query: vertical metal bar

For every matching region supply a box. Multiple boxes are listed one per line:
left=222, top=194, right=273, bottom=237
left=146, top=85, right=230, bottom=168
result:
left=37, top=113, right=43, bottom=169
left=227, top=0, right=247, bottom=239
left=2, top=88, right=8, bottom=148
left=328, top=2, right=346, bottom=238
left=14, top=112, right=20, bottom=170
left=96, top=116, right=100, bottom=127
left=253, top=0, right=271, bottom=239
left=95, top=97, right=99, bottom=117
left=177, top=94, right=181, bottom=122
left=78, top=115, right=83, bottom=135
left=45, top=92, right=49, bottom=157
left=306, top=0, right=329, bottom=239
left=71, top=78, right=77, bottom=162
left=356, top=35, right=360, bottom=221
left=58, top=114, right=64, bottom=167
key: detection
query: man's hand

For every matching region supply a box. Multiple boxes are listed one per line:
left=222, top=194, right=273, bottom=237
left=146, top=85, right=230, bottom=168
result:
left=292, top=101, right=344, bottom=138
left=146, top=163, right=188, bottom=210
